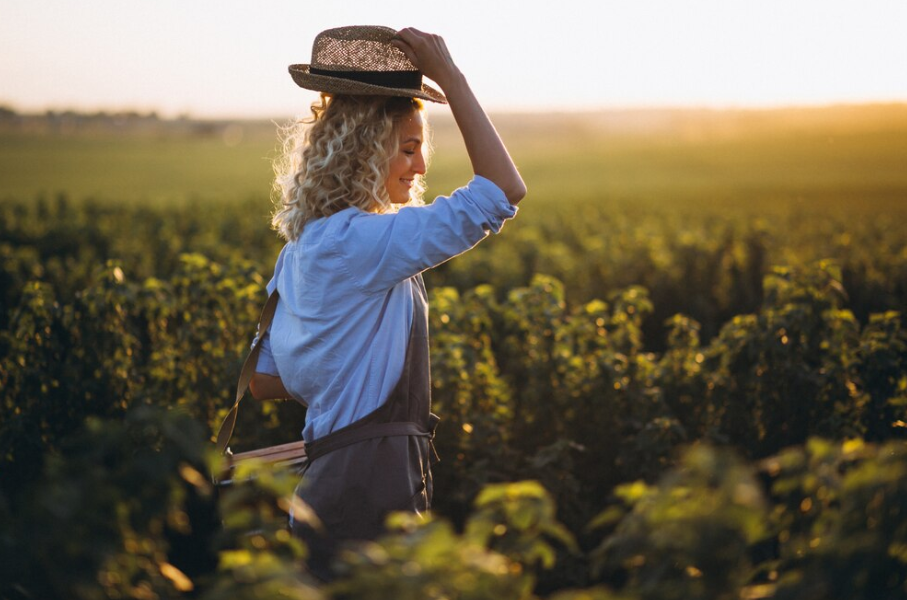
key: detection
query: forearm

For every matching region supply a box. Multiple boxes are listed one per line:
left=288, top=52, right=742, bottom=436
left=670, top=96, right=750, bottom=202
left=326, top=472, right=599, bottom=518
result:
left=440, top=70, right=527, bottom=205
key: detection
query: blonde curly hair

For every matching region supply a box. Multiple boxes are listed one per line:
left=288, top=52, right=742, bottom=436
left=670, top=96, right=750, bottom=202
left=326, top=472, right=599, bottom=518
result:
left=271, top=94, right=430, bottom=242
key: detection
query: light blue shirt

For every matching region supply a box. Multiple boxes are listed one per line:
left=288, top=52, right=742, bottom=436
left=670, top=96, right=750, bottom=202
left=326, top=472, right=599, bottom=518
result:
left=255, top=175, right=517, bottom=441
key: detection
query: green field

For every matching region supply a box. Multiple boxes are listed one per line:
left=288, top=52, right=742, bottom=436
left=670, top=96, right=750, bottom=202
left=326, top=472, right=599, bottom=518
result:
left=3, top=104, right=907, bottom=598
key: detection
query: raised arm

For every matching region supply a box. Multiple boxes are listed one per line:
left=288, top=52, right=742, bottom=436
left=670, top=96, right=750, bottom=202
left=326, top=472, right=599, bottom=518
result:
left=392, top=28, right=527, bottom=205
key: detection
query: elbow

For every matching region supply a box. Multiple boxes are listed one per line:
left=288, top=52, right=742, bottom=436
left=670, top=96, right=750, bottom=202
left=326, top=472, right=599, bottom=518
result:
left=505, top=179, right=527, bottom=206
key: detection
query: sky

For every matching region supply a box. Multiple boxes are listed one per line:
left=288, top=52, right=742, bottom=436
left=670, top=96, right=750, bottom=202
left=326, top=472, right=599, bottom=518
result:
left=2, top=0, right=906, bottom=119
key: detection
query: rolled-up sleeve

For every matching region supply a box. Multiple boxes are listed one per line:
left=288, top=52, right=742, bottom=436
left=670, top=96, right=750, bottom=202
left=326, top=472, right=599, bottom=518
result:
left=336, top=175, right=518, bottom=293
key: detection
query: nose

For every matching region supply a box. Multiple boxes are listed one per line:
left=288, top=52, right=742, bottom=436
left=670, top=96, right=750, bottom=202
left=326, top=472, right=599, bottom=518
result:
left=413, top=151, right=426, bottom=175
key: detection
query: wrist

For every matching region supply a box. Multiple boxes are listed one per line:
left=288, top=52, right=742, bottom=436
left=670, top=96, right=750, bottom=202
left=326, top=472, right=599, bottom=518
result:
left=432, top=67, right=466, bottom=96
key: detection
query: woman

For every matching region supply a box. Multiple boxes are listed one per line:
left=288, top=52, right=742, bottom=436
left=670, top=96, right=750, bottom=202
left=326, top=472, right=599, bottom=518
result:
left=248, top=25, right=526, bottom=577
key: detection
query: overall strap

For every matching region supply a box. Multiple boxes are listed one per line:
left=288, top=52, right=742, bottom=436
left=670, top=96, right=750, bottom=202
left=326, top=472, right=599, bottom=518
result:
left=304, top=416, right=440, bottom=463
left=215, top=289, right=280, bottom=455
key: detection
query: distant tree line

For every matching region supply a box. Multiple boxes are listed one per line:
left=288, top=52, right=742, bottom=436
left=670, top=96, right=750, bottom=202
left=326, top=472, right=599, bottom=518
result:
left=0, top=105, right=267, bottom=138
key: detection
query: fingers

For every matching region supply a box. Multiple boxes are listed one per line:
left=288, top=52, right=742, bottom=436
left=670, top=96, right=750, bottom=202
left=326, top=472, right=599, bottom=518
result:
left=392, top=28, right=455, bottom=84
left=393, top=27, right=428, bottom=46
left=390, top=36, right=417, bottom=67
left=394, top=29, right=446, bottom=56
left=392, top=28, right=431, bottom=69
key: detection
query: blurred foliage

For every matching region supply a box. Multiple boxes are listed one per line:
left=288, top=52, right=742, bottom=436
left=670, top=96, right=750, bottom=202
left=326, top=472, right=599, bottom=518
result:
left=331, top=513, right=534, bottom=600
left=590, top=445, right=767, bottom=600
left=465, top=481, right=578, bottom=570
left=201, top=458, right=323, bottom=600
left=7, top=403, right=907, bottom=598
left=0, top=407, right=219, bottom=599
left=761, top=438, right=907, bottom=599
left=0, top=406, right=323, bottom=599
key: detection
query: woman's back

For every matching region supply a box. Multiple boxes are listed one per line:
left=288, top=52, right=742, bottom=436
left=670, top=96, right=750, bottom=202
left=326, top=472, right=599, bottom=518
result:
left=262, top=175, right=515, bottom=440
left=266, top=209, right=415, bottom=441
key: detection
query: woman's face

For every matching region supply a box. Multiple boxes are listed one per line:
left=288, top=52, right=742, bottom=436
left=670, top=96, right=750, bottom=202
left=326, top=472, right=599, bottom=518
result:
left=385, top=110, right=426, bottom=205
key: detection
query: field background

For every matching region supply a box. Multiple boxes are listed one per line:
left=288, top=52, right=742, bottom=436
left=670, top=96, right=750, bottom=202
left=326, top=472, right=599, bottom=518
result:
left=2, top=103, right=907, bottom=599
left=4, top=103, right=904, bottom=342
left=4, top=103, right=907, bottom=205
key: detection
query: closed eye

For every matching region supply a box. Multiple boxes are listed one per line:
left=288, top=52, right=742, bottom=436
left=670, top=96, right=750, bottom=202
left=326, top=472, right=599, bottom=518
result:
left=401, top=136, right=421, bottom=156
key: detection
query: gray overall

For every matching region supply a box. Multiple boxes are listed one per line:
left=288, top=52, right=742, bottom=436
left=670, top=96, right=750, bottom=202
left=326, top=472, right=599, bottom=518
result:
left=292, top=274, right=439, bottom=579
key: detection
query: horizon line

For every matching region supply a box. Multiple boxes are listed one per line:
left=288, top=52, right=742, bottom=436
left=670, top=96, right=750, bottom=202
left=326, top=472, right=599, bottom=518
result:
left=3, top=99, right=907, bottom=122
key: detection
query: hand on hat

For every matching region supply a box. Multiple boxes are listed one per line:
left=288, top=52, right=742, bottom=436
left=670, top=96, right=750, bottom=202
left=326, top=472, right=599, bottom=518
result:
left=394, top=27, right=526, bottom=205
left=391, top=28, right=461, bottom=92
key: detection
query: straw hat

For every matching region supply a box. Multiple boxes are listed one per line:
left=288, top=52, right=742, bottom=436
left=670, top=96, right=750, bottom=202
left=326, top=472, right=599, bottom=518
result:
left=289, top=25, right=447, bottom=104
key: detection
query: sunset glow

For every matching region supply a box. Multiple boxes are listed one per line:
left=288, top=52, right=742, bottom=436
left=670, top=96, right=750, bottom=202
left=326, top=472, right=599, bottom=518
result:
left=2, top=0, right=906, bottom=118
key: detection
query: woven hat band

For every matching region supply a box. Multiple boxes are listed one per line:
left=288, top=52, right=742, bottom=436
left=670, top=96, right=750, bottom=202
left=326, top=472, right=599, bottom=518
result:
left=309, top=67, right=423, bottom=90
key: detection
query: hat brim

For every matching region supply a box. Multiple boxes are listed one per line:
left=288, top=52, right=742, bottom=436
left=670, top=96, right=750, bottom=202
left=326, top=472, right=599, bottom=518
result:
left=289, top=65, right=447, bottom=104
